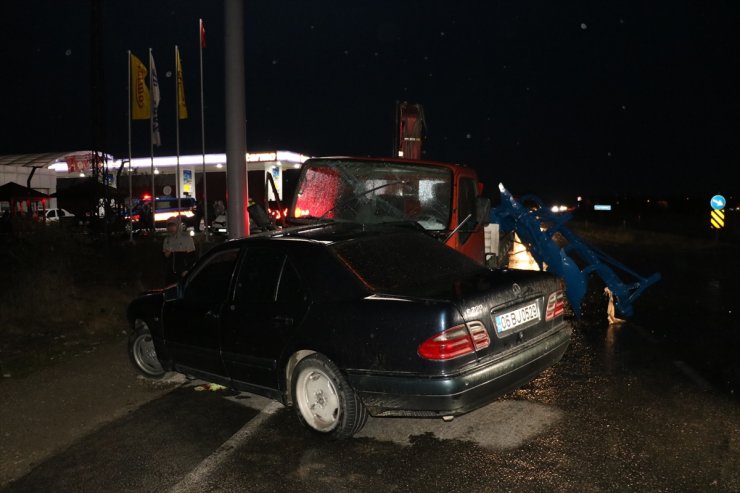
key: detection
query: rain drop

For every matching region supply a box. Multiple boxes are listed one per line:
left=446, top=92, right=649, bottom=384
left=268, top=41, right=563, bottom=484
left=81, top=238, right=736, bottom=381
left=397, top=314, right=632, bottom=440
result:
left=580, top=23, right=588, bottom=30
left=165, top=71, right=172, bottom=78
left=440, top=31, right=446, bottom=37
left=272, top=59, right=278, bottom=65
left=343, top=50, right=349, bottom=55
left=466, top=133, right=472, bottom=139
left=64, top=49, right=72, bottom=56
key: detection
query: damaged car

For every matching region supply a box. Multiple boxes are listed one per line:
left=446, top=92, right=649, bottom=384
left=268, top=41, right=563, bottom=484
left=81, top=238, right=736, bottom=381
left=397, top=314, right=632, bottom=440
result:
left=127, top=223, right=572, bottom=438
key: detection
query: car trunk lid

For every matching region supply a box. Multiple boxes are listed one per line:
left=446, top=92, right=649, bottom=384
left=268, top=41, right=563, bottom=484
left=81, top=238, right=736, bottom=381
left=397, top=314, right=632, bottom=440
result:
left=452, top=269, right=563, bottom=360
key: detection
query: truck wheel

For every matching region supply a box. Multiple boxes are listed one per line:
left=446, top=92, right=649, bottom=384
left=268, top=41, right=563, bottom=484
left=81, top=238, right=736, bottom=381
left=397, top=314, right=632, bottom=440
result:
left=291, top=354, right=367, bottom=438
left=128, top=322, right=165, bottom=379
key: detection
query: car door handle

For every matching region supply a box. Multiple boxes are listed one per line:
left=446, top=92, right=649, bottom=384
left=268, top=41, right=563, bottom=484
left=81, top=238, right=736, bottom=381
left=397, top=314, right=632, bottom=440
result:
left=273, top=315, right=294, bottom=327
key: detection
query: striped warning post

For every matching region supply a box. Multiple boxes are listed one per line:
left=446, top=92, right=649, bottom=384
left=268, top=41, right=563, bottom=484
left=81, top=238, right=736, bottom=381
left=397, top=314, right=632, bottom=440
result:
left=710, top=209, right=725, bottom=229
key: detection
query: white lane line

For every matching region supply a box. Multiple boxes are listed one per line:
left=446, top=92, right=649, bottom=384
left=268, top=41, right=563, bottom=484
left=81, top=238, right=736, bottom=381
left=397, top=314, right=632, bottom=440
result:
left=168, top=400, right=283, bottom=493
left=673, top=360, right=713, bottom=391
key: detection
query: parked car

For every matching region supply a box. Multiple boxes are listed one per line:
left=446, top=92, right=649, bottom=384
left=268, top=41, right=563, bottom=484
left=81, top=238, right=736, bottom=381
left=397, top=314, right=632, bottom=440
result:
left=127, top=223, right=572, bottom=438
left=130, top=196, right=198, bottom=231
left=208, top=202, right=275, bottom=236
left=40, top=208, right=75, bottom=222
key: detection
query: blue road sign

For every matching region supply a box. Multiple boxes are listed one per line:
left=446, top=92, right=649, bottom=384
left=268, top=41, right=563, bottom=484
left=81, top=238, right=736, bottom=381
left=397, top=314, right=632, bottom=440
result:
left=710, top=195, right=726, bottom=210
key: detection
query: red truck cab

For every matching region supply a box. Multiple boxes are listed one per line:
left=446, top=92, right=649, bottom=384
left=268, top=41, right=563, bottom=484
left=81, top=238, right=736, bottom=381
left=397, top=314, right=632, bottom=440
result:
left=288, top=157, right=489, bottom=263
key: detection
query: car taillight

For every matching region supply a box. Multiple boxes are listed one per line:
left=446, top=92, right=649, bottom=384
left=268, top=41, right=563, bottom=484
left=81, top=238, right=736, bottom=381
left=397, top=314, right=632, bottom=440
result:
left=545, top=290, right=565, bottom=321
left=418, top=322, right=490, bottom=361
left=131, top=214, right=140, bottom=221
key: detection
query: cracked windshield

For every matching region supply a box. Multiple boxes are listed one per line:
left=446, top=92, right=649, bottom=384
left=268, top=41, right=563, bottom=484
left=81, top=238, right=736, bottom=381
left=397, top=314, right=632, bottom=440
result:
left=292, top=160, right=452, bottom=230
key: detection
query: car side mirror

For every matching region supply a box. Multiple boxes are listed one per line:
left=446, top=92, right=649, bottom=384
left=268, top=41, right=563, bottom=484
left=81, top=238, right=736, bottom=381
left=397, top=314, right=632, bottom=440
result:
left=476, top=196, right=491, bottom=227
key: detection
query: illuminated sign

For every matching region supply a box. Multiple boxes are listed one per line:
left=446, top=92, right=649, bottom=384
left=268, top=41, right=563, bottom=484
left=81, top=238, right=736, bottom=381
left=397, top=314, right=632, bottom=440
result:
left=593, top=204, right=612, bottom=211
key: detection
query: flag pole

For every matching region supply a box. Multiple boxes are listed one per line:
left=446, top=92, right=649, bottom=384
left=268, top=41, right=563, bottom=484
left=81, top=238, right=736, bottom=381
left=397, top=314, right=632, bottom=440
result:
left=127, top=50, right=134, bottom=242
left=175, top=45, right=182, bottom=221
left=199, top=19, right=209, bottom=240
left=148, top=48, right=156, bottom=232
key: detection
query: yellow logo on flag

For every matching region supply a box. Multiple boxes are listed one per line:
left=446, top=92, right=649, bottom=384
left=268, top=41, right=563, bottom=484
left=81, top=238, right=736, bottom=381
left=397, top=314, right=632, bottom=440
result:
left=131, top=53, right=150, bottom=120
left=176, top=48, right=188, bottom=119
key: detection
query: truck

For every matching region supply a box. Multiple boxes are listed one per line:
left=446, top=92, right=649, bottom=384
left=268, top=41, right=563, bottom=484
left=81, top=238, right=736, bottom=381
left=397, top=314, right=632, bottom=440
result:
left=287, top=156, right=660, bottom=319
left=287, top=156, right=491, bottom=263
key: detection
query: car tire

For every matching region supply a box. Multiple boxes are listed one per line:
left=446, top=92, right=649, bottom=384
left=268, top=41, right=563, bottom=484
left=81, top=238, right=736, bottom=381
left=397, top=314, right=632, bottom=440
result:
left=291, top=354, right=368, bottom=438
left=128, top=322, right=166, bottom=379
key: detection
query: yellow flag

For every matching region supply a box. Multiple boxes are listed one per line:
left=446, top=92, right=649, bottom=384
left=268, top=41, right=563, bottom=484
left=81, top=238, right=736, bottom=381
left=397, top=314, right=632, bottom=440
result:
left=176, top=47, right=188, bottom=119
left=130, top=53, right=150, bottom=120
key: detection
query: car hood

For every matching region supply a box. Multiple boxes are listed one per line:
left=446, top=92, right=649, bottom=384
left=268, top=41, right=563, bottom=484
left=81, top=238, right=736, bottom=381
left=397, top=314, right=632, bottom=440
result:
left=127, top=288, right=168, bottom=324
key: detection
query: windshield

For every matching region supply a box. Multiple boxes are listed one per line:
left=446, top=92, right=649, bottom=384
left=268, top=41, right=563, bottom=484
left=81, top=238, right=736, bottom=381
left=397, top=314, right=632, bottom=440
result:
left=291, top=160, right=453, bottom=231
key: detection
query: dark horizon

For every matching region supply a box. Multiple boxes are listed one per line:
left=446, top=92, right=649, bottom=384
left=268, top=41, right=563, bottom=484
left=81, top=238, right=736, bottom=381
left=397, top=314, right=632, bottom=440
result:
left=2, top=0, right=739, bottom=200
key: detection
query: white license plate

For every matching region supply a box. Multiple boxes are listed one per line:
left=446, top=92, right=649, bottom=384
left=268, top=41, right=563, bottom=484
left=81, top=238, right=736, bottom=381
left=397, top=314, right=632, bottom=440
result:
left=494, top=302, right=540, bottom=333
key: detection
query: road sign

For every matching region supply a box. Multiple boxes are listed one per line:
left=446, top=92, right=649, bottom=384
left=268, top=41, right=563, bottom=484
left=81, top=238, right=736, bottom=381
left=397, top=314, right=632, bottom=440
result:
left=710, top=209, right=725, bottom=229
left=710, top=194, right=726, bottom=210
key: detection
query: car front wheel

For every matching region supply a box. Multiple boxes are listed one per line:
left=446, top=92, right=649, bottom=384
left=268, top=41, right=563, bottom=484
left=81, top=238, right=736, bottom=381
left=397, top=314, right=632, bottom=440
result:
left=291, top=354, right=368, bottom=438
left=128, top=322, right=165, bottom=379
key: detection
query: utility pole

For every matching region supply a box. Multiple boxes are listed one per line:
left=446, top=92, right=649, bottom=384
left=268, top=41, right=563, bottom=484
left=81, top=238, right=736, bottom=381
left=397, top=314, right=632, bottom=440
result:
left=224, top=0, right=249, bottom=238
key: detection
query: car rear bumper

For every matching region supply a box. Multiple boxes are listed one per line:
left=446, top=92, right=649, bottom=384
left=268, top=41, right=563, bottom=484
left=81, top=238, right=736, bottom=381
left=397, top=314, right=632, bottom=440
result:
left=346, top=322, right=572, bottom=417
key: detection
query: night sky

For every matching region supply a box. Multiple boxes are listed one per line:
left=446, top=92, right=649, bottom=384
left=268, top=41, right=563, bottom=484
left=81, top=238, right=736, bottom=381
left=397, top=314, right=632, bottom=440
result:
left=2, top=0, right=739, bottom=200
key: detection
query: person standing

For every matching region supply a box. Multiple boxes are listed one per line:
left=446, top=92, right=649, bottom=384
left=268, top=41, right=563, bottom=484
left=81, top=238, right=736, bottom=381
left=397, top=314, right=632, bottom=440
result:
left=163, top=218, right=196, bottom=284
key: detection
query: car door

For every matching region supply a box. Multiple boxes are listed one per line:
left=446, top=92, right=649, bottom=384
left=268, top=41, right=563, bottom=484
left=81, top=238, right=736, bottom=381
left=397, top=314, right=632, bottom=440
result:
left=162, top=246, right=241, bottom=382
left=221, top=247, right=310, bottom=393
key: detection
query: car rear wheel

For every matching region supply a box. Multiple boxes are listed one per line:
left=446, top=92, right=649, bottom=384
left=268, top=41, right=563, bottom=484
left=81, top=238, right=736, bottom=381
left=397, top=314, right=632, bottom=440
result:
left=291, top=354, right=367, bottom=438
left=128, top=323, right=165, bottom=379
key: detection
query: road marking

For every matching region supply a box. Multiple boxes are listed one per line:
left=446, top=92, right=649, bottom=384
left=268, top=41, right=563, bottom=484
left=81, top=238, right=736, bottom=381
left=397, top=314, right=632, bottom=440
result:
left=628, top=325, right=714, bottom=392
left=167, top=400, right=282, bottom=493
left=673, top=360, right=713, bottom=391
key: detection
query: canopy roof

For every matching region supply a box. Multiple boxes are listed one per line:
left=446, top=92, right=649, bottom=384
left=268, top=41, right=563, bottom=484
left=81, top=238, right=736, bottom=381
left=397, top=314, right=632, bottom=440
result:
left=0, top=181, right=50, bottom=201
left=0, top=151, right=102, bottom=169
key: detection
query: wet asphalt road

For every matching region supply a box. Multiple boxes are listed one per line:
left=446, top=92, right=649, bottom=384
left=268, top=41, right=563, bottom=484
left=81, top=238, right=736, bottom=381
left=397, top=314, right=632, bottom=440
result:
left=3, top=314, right=739, bottom=493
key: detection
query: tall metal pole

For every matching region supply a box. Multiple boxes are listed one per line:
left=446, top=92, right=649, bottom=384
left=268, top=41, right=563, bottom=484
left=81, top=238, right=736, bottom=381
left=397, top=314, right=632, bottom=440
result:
left=199, top=18, right=209, bottom=240
left=224, top=0, right=249, bottom=238
left=127, top=51, right=133, bottom=242
left=175, top=45, right=181, bottom=217
left=149, top=48, right=156, bottom=232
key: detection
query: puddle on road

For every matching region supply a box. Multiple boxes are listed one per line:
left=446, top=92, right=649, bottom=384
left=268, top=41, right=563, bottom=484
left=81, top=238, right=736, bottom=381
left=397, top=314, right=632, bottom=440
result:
left=356, top=399, right=562, bottom=450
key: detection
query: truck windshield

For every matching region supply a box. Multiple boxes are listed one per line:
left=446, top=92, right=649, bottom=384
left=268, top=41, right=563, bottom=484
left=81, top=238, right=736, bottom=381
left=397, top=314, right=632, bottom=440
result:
left=291, top=160, right=453, bottom=231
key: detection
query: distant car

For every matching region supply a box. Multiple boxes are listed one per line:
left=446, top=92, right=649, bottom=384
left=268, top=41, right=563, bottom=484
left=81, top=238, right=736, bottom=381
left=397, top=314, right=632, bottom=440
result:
left=209, top=203, right=275, bottom=235
left=209, top=213, right=227, bottom=234
left=130, top=197, right=198, bottom=231
left=127, top=223, right=571, bottom=438
left=40, top=208, right=75, bottom=222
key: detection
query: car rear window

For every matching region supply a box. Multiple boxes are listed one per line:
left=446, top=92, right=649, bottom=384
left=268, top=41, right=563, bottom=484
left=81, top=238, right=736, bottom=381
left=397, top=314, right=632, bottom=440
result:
left=331, top=232, right=486, bottom=295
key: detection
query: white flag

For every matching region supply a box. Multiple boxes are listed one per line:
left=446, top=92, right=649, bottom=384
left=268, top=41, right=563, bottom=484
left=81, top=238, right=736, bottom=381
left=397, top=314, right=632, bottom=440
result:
left=150, top=53, right=162, bottom=146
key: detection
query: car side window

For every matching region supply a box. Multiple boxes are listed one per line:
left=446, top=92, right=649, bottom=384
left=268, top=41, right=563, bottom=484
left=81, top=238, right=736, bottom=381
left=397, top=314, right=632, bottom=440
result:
left=277, top=260, right=307, bottom=304
left=234, top=249, right=286, bottom=305
left=457, top=177, right=478, bottom=243
left=49, top=210, right=56, bottom=218
left=184, top=248, right=240, bottom=306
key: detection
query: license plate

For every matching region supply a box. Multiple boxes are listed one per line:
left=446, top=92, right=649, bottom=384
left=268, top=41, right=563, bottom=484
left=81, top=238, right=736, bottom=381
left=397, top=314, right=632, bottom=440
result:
left=494, top=302, right=540, bottom=333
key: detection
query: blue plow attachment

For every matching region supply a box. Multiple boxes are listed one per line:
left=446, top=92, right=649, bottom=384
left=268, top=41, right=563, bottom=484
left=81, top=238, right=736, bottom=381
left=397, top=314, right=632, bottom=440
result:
left=490, top=184, right=661, bottom=318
